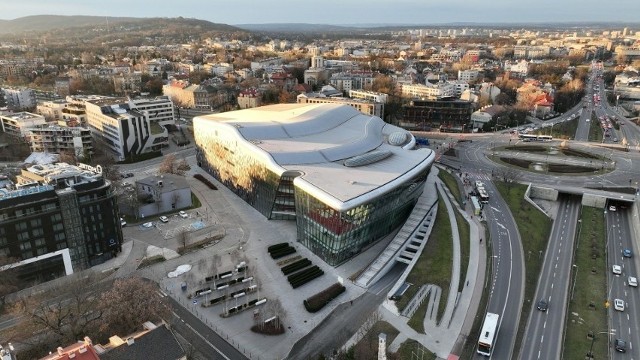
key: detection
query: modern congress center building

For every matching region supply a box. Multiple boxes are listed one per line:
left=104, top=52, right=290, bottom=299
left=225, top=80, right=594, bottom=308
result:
left=195, top=103, right=435, bottom=265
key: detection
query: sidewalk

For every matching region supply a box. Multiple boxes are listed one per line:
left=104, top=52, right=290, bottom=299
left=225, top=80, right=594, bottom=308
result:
left=367, top=166, right=486, bottom=359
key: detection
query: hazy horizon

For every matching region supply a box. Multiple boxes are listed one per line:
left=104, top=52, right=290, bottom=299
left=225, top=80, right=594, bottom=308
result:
left=1, top=0, right=639, bottom=25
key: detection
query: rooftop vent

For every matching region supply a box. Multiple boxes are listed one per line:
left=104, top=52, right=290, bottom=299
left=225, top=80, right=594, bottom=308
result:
left=344, top=150, right=392, bottom=167
left=388, top=131, right=408, bottom=146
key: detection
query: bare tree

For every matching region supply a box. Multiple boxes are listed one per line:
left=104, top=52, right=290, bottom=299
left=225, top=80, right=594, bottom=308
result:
left=493, top=167, right=522, bottom=190
left=12, top=272, right=107, bottom=343
left=99, top=277, right=170, bottom=336
left=263, top=298, right=286, bottom=330
left=159, top=154, right=177, bottom=175
left=0, top=256, right=20, bottom=308
left=177, top=228, right=190, bottom=250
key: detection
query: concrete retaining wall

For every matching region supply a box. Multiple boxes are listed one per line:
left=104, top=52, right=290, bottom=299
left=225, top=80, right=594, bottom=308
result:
left=529, top=185, right=559, bottom=201
left=582, top=194, right=607, bottom=208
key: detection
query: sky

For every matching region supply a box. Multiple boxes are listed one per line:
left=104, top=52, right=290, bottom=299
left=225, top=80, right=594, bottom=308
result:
left=1, top=0, right=639, bottom=25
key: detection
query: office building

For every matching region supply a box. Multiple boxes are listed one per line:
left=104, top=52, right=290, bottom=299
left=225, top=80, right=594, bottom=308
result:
left=195, top=103, right=435, bottom=265
left=0, top=112, right=46, bottom=137
left=84, top=97, right=169, bottom=161
left=0, top=163, right=122, bottom=283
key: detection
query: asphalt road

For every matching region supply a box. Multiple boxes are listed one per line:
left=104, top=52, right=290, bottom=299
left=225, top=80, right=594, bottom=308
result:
left=520, top=195, right=580, bottom=360
left=606, top=205, right=640, bottom=359
left=287, top=264, right=404, bottom=360
left=448, top=154, right=525, bottom=360
left=166, top=294, right=248, bottom=360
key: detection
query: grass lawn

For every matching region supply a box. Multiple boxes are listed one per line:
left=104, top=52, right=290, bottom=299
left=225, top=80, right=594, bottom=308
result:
left=438, top=169, right=462, bottom=206
left=589, top=111, right=604, bottom=142
left=395, top=339, right=437, bottom=360
left=495, top=182, right=552, bottom=359
left=347, top=321, right=400, bottom=358
left=456, top=209, right=470, bottom=293
left=548, top=118, right=579, bottom=140
left=562, top=206, right=608, bottom=360
left=395, top=195, right=453, bottom=332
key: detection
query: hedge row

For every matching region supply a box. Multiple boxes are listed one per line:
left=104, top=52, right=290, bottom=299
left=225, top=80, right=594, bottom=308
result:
left=303, top=283, right=346, bottom=313
left=288, top=266, right=324, bottom=288
left=194, top=174, right=218, bottom=190
left=270, top=246, right=296, bottom=259
left=282, top=258, right=311, bottom=275
left=268, top=242, right=289, bottom=253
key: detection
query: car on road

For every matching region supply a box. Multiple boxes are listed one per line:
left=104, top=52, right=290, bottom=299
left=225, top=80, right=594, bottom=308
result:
left=615, top=338, right=627, bottom=352
left=623, top=249, right=632, bottom=258
left=609, top=205, right=616, bottom=212
left=121, top=172, right=134, bottom=178
left=613, top=265, right=622, bottom=275
left=614, top=298, right=625, bottom=311
left=178, top=211, right=188, bottom=218
left=159, top=216, right=169, bottom=223
left=536, top=299, right=548, bottom=312
left=142, top=222, right=154, bottom=228
left=120, top=218, right=126, bottom=227
left=628, top=276, right=638, bottom=287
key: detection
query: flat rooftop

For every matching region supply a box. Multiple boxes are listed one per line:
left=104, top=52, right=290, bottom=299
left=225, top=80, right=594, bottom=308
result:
left=196, top=103, right=434, bottom=210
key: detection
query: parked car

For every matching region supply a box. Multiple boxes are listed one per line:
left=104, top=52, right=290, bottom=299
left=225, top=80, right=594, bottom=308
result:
left=609, top=205, right=616, bottom=211
left=142, top=222, right=154, bottom=228
left=179, top=211, right=188, bottom=218
left=120, top=218, right=126, bottom=227
left=628, top=276, right=638, bottom=287
left=614, top=298, right=625, bottom=311
left=159, top=216, right=169, bottom=223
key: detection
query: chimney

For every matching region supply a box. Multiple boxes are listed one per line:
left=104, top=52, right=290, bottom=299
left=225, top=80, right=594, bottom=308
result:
left=83, top=336, right=92, bottom=345
left=57, top=347, right=64, bottom=355
left=126, top=337, right=135, bottom=346
left=78, top=346, right=87, bottom=354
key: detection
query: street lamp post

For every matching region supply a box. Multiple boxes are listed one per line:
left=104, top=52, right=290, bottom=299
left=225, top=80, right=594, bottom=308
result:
left=587, top=329, right=616, bottom=358
left=571, top=264, right=578, bottom=301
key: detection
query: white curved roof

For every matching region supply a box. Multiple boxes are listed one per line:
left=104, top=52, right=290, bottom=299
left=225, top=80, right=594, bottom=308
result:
left=195, top=103, right=434, bottom=211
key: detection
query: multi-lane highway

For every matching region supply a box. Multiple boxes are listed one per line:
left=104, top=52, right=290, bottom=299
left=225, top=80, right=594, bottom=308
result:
left=606, top=203, right=640, bottom=359
left=521, top=195, right=580, bottom=360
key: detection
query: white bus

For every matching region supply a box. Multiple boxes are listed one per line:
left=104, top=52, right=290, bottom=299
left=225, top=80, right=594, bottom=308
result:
left=477, top=312, right=500, bottom=356
left=518, top=134, right=553, bottom=142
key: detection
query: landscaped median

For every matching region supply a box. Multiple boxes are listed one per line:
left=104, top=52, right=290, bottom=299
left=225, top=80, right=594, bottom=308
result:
left=562, top=206, right=608, bottom=359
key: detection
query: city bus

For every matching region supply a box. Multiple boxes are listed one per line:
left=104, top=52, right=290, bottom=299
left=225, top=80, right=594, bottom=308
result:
left=477, top=312, right=500, bottom=356
left=518, top=134, right=553, bottom=142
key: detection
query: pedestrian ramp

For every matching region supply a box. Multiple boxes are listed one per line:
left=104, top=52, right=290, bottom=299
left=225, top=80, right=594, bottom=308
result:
left=355, top=183, right=439, bottom=288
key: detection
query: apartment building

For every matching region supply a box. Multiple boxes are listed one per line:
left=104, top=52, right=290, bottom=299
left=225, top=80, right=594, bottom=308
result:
left=237, top=88, right=262, bottom=109
left=349, top=90, right=388, bottom=104
left=84, top=97, right=169, bottom=161
left=0, top=112, right=46, bottom=137
left=401, top=82, right=455, bottom=100
left=37, top=100, right=68, bottom=122
left=250, top=57, right=284, bottom=71
left=1, top=87, right=36, bottom=111
left=28, top=126, right=93, bottom=157
left=458, top=69, right=480, bottom=83
left=296, top=93, right=384, bottom=118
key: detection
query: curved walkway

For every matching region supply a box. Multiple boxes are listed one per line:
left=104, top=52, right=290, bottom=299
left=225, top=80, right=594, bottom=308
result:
left=375, top=167, right=486, bottom=359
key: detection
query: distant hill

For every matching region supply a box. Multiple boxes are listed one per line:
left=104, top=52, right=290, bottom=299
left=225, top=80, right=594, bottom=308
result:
left=235, top=23, right=362, bottom=33
left=0, top=15, right=242, bottom=35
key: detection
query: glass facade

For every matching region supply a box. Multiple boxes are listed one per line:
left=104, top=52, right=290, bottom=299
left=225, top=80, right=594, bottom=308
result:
left=295, top=168, right=430, bottom=265
left=196, top=127, right=280, bottom=218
